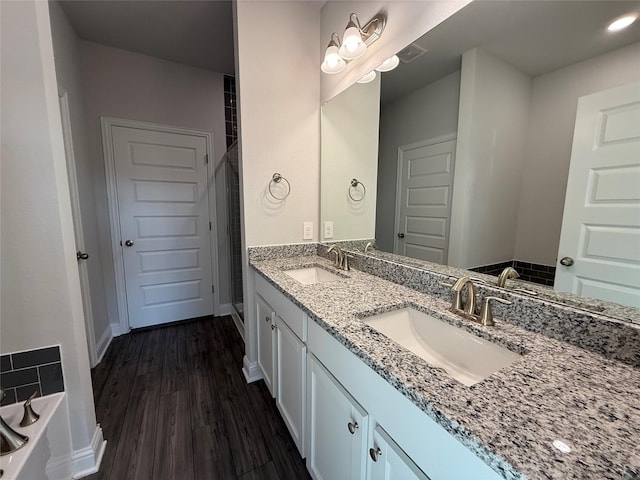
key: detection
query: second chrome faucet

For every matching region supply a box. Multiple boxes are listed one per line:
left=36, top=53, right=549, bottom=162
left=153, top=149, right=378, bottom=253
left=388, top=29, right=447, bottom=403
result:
left=448, top=276, right=511, bottom=326
left=327, top=245, right=353, bottom=271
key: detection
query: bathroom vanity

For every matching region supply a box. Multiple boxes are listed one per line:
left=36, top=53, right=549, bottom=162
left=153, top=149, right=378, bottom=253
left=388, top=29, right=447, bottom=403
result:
left=248, top=245, right=640, bottom=480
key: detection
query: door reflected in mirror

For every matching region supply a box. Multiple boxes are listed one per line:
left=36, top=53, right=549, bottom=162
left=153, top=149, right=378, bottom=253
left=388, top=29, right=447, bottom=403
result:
left=320, top=0, right=640, bottom=309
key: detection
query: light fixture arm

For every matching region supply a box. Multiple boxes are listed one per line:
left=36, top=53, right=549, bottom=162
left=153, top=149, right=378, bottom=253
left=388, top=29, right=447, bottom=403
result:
left=353, top=12, right=386, bottom=47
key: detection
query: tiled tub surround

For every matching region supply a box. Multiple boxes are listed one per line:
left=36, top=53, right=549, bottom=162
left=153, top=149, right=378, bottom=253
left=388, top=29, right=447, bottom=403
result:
left=0, top=346, right=65, bottom=406
left=470, top=260, right=557, bottom=287
left=248, top=250, right=640, bottom=480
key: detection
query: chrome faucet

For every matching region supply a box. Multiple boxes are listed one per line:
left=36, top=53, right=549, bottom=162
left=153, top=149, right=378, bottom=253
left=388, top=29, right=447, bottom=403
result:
left=450, top=276, right=478, bottom=317
left=327, top=245, right=343, bottom=268
left=497, top=266, right=519, bottom=287
left=1, top=389, right=29, bottom=456
left=448, top=276, right=512, bottom=326
left=326, top=245, right=352, bottom=271
left=364, top=241, right=377, bottom=253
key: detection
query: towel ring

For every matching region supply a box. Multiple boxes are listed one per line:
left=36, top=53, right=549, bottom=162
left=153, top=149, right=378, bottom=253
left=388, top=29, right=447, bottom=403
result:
left=348, top=178, right=366, bottom=201
left=268, top=173, right=291, bottom=200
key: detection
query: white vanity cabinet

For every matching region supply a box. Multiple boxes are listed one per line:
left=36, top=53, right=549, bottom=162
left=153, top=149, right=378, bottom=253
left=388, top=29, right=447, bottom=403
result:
left=307, top=353, right=369, bottom=480
left=368, top=426, right=431, bottom=480
left=255, top=274, right=307, bottom=456
left=275, top=318, right=306, bottom=454
left=256, top=294, right=276, bottom=396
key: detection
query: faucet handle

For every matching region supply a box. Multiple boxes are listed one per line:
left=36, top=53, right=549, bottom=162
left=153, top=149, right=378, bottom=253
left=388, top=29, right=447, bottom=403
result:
left=20, top=391, right=40, bottom=427
left=342, top=253, right=354, bottom=271
left=479, top=296, right=512, bottom=326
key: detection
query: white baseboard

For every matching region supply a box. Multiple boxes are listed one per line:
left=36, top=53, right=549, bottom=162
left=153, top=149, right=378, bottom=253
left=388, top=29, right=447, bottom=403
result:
left=95, top=327, right=113, bottom=364
left=218, top=302, right=233, bottom=316
left=72, top=424, right=106, bottom=479
left=242, top=355, right=263, bottom=383
left=230, top=310, right=245, bottom=341
left=110, top=322, right=128, bottom=337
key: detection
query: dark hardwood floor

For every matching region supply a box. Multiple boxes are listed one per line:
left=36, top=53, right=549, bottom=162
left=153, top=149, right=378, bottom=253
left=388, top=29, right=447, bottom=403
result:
left=88, top=316, right=311, bottom=480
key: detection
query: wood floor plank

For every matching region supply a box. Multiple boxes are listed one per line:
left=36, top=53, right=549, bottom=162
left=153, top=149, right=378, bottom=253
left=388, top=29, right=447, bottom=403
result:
left=109, top=387, right=160, bottom=480
left=153, top=390, right=194, bottom=480
left=89, top=316, right=310, bottom=480
left=213, top=353, right=271, bottom=477
left=192, top=420, right=236, bottom=480
left=239, top=462, right=281, bottom=480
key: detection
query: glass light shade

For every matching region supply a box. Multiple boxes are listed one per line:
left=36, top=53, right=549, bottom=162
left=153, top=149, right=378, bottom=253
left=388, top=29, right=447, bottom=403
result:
left=375, top=55, right=400, bottom=72
left=321, top=44, right=346, bottom=74
left=339, top=25, right=367, bottom=60
left=607, top=14, right=638, bottom=32
left=357, top=70, right=376, bottom=84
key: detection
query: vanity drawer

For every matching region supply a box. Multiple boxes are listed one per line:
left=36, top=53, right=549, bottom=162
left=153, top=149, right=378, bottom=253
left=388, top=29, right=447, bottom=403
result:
left=255, top=273, right=307, bottom=341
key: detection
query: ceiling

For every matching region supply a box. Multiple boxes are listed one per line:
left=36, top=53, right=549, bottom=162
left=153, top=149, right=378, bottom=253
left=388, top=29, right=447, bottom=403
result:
left=381, top=1, right=640, bottom=105
left=58, top=0, right=235, bottom=74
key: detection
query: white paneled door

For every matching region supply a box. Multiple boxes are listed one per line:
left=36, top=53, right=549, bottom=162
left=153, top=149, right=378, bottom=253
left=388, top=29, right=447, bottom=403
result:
left=555, top=81, right=640, bottom=307
left=394, top=138, right=456, bottom=264
left=112, top=125, right=214, bottom=328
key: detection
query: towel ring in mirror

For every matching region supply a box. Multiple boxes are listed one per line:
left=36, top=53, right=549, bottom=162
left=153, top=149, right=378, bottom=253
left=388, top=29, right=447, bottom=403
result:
left=349, top=178, right=366, bottom=201
left=269, top=173, right=291, bottom=200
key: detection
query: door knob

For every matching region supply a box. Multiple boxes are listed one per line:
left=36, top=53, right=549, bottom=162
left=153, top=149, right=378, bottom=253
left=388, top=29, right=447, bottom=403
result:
left=124, top=240, right=134, bottom=247
left=397, top=233, right=405, bottom=239
left=347, top=421, right=358, bottom=434
left=560, top=256, right=574, bottom=266
left=76, top=251, right=89, bottom=260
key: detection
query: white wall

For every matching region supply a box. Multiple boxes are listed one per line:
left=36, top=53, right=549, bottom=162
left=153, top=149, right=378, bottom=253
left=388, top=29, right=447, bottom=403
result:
left=48, top=1, right=112, bottom=357
left=449, top=48, right=532, bottom=269
left=321, top=76, right=380, bottom=242
left=1, top=0, right=99, bottom=465
left=376, top=71, right=461, bottom=252
left=78, top=41, right=231, bottom=329
left=515, top=41, right=640, bottom=265
left=320, top=0, right=471, bottom=103
left=235, top=0, right=321, bottom=379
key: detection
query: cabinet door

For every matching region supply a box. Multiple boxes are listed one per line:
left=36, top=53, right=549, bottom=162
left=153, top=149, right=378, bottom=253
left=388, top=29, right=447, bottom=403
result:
left=368, top=426, right=431, bottom=480
left=276, top=318, right=306, bottom=456
left=256, top=295, right=276, bottom=396
left=307, top=354, right=368, bottom=480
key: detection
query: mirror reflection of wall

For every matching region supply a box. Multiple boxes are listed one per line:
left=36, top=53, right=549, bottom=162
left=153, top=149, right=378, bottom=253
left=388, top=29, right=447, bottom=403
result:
left=321, top=75, right=380, bottom=242
left=320, top=0, right=640, bottom=307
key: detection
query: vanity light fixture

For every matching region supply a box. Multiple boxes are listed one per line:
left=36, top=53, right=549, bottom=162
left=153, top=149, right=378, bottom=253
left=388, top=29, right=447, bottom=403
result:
left=357, top=70, right=377, bottom=84
left=321, top=33, right=347, bottom=74
left=375, top=54, right=400, bottom=72
left=321, top=12, right=387, bottom=74
left=607, top=13, right=638, bottom=32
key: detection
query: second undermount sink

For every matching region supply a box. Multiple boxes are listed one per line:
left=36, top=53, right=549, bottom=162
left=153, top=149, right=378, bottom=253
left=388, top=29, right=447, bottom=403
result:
left=362, top=307, right=522, bottom=386
left=284, top=265, right=345, bottom=285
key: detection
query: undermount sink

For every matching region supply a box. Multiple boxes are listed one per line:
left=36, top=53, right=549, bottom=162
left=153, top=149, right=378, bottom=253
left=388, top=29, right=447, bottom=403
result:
left=362, top=307, right=522, bottom=386
left=284, top=266, right=345, bottom=285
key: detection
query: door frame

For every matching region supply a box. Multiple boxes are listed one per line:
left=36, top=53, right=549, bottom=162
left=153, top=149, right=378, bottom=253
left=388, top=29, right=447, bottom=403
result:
left=101, top=117, right=220, bottom=335
left=393, top=133, right=457, bottom=256
left=60, top=93, right=98, bottom=366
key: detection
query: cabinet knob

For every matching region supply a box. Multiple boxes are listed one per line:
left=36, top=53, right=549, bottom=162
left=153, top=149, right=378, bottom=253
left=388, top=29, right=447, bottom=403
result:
left=265, top=316, right=270, bottom=322
left=369, top=447, right=382, bottom=462
left=271, top=324, right=276, bottom=330
left=347, top=421, right=358, bottom=434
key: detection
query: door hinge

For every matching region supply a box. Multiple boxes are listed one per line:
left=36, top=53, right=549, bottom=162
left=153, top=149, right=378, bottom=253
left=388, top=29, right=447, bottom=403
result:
left=209, top=221, right=212, bottom=230
left=205, top=154, right=209, bottom=164
left=212, top=285, right=215, bottom=294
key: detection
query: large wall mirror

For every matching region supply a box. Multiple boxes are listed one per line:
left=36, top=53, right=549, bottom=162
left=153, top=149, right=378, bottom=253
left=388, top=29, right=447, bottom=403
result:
left=320, top=0, right=640, bottom=312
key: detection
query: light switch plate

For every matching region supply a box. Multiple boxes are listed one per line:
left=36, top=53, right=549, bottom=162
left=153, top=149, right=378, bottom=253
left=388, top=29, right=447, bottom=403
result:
left=324, top=221, right=334, bottom=239
left=303, top=222, right=313, bottom=240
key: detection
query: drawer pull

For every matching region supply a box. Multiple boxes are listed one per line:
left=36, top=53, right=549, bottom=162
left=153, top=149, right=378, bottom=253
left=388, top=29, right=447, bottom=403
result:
left=347, top=421, right=358, bottom=434
left=369, top=447, right=382, bottom=462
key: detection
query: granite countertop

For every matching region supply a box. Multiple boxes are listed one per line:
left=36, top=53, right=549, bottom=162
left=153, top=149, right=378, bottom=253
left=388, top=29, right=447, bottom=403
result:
left=250, top=255, right=640, bottom=480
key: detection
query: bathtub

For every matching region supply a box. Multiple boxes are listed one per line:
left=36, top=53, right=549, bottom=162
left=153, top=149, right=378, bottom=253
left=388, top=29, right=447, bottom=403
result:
left=0, top=393, right=72, bottom=480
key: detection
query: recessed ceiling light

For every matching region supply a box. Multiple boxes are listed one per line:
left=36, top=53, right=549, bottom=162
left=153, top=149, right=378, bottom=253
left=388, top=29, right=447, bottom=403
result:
left=607, top=14, right=638, bottom=32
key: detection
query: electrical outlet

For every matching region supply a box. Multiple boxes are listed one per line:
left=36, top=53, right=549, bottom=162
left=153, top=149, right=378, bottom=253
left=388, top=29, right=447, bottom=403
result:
left=324, top=221, right=334, bottom=239
left=303, top=222, right=313, bottom=240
